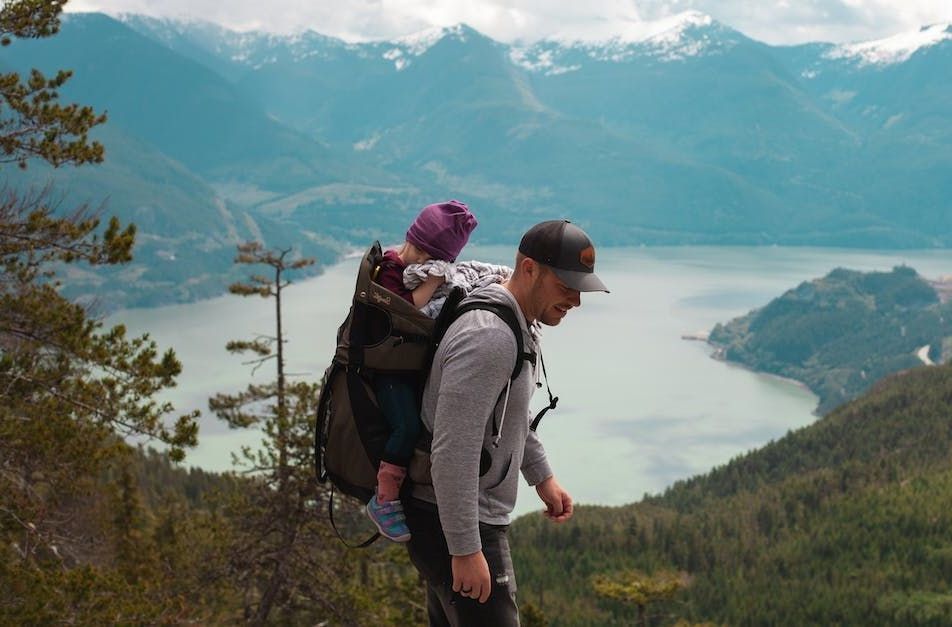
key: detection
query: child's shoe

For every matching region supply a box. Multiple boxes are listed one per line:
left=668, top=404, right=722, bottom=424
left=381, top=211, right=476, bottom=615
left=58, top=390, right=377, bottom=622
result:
left=366, top=496, right=411, bottom=542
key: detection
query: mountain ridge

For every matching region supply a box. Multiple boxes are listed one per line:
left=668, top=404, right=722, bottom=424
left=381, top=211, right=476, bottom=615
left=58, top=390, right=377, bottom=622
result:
left=107, top=10, right=951, bottom=54
left=8, top=11, right=952, bottom=309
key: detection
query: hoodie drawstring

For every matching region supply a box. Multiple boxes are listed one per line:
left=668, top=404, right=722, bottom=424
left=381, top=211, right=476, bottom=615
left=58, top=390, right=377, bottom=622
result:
left=493, top=378, right=513, bottom=448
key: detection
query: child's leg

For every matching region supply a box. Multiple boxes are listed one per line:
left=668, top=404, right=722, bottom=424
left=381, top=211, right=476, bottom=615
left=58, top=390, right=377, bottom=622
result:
left=376, top=460, right=406, bottom=502
left=374, top=374, right=422, bottom=477
left=368, top=374, right=421, bottom=542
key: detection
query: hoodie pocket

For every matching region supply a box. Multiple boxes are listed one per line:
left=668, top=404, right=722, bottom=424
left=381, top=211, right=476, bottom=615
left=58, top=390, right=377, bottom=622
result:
left=482, top=453, right=512, bottom=490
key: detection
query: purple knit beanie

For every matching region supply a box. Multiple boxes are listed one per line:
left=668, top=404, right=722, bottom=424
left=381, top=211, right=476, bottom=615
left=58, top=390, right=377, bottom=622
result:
left=405, top=200, right=477, bottom=262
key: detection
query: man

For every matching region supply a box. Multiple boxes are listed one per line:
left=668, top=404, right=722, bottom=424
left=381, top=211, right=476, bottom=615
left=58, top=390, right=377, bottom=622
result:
left=405, top=219, right=609, bottom=626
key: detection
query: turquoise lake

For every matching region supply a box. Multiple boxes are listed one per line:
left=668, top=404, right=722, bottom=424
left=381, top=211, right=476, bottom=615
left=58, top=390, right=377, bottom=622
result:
left=110, top=246, right=952, bottom=517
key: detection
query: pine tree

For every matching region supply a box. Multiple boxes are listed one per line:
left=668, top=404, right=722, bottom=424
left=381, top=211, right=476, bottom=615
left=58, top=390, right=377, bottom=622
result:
left=0, top=1, right=198, bottom=620
left=0, top=0, right=106, bottom=168
left=210, top=243, right=383, bottom=624
left=593, top=569, right=689, bottom=627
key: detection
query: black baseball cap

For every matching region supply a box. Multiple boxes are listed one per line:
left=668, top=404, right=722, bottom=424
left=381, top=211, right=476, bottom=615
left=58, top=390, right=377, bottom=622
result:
left=518, top=220, right=609, bottom=293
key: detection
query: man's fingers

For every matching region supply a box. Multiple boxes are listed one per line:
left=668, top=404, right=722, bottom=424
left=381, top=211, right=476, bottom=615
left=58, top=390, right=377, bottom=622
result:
left=478, top=580, right=491, bottom=604
left=452, top=574, right=462, bottom=593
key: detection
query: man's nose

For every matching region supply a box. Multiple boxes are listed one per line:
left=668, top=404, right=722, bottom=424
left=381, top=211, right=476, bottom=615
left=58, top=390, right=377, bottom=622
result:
left=569, top=290, right=581, bottom=307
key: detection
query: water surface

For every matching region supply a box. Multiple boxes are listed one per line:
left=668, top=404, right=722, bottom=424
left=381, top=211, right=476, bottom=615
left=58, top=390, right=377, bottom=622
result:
left=112, top=246, right=952, bottom=516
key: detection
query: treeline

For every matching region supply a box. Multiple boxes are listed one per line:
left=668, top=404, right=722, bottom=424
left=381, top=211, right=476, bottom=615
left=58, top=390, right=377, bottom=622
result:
left=510, top=364, right=952, bottom=625
left=710, top=265, right=952, bottom=413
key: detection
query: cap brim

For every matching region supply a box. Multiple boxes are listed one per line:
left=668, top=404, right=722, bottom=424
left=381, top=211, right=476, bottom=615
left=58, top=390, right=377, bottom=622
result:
left=550, top=267, right=610, bottom=293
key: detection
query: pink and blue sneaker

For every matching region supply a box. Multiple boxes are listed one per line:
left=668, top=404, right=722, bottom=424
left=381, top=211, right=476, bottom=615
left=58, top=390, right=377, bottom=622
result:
left=366, top=497, right=411, bottom=542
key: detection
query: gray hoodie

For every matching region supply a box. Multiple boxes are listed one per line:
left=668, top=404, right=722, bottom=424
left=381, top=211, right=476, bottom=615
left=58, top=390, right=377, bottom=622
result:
left=412, top=282, right=553, bottom=556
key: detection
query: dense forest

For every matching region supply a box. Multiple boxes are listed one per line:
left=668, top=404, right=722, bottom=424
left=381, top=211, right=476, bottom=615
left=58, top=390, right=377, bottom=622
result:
left=510, top=364, right=952, bottom=625
left=709, top=265, right=952, bottom=413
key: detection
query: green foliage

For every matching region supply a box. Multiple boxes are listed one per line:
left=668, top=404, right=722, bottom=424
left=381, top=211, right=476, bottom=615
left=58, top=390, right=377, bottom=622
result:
left=207, top=242, right=415, bottom=625
left=0, top=2, right=202, bottom=620
left=710, top=266, right=952, bottom=413
left=0, top=1, right=105, bottom=168
left=593, top=569, right=687, bottom=626
left=511, top=364, right=952, bottom=625
left=521, top=600, right=549, bottom=626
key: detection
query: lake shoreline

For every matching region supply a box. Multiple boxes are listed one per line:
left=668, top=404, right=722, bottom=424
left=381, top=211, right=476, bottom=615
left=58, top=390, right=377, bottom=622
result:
left=113, top=246, right=952, bottom=514
left=693, top=337, right=821, bottom=415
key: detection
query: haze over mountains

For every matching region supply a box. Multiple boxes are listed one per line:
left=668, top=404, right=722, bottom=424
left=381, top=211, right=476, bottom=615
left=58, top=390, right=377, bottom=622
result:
left=3, top=11, right=951, bottom=306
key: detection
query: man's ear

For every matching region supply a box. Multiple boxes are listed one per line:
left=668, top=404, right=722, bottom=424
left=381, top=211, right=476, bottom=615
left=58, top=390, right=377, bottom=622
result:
left=521, top=256, right=539, bottom=278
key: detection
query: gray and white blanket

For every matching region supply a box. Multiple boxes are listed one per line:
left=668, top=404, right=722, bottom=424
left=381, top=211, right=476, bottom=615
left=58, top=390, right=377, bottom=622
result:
left=404, top=259, right=513, bottom=318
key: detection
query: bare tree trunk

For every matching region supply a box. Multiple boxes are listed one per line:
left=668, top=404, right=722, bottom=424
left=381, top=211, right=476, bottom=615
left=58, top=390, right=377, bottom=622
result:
left=252, top=257, right=292, bottom=625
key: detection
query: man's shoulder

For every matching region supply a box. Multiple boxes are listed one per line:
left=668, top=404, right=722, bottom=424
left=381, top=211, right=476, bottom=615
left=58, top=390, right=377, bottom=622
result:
left=443, top=306, right=519, bottom=357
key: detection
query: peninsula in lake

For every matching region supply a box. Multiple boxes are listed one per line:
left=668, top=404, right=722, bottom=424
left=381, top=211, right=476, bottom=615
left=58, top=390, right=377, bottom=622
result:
left=709, top=266, right=952, bottom=414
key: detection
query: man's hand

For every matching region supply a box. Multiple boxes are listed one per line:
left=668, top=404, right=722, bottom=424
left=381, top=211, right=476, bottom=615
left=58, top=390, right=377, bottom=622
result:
left=535, top=476, right=573, bottom=522
left=452, top=551, right=492, bottom=603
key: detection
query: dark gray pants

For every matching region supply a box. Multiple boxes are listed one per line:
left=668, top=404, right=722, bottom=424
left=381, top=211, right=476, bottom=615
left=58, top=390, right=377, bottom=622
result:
left=404, top=499, right=520, bottom=627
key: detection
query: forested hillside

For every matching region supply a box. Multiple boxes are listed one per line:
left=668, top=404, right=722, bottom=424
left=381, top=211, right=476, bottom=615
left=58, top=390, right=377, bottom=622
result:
left=709, top=265, right=952, bottom=413
left=511, top=364, right=952, bottom=625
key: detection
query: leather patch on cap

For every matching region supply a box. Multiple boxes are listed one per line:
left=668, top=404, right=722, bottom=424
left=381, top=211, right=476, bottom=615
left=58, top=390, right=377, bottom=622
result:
left=579, top=246, right=595, bottom=269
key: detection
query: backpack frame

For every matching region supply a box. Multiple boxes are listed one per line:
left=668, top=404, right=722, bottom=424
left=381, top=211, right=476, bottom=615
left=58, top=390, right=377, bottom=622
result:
left=314, top=242, right=555, bottom=546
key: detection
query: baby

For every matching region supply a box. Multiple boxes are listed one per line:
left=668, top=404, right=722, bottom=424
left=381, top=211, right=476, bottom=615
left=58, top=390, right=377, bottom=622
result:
left=367, top=200, right=478, bottom=542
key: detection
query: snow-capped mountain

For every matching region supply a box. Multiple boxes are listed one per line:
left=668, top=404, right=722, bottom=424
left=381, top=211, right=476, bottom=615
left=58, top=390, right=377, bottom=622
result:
left=825, top=22, right=952, bottom=67
left=509, top=11, right=745, bottom=75
left=118, top=13, right=352, bottom=75
left=17, top=10, right=952, bottom=268
left=378, top=24, right=479, bottom=70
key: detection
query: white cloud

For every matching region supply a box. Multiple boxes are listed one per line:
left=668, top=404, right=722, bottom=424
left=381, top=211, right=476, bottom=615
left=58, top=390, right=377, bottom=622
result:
left=66, top=0, right=952, bottom=45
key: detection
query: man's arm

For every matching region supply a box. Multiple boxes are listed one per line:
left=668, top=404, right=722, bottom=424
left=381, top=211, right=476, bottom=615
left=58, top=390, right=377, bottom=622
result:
left=431, top=317, right=516, bottom=603
left=430, top=318, right=516, bottom=554
left=521, top=427, right=553, bottom=486
left=521, top=422, right=572, bottom=521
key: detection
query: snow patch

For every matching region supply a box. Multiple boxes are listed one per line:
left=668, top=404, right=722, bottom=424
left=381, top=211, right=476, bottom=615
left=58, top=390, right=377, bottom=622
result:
left=379, top=24, right=467, bottom=69
left=826, top=89, right=856, bottom=105
left=548, top=10, right=714, bottom=46
left=391, top=24, right=466, bottom=56
left=353, top=133, right=381, bottom=151
left=883, top=113, right=904, bottom=129
left=382, top=47, right=409, bottom=70
left=646, top=11, right=714, bottom=47
left=509, top=48, right=580, bottom=75
left=826, top=23, right=952, bottom=66
left=512, top=10, right=731, bottom=72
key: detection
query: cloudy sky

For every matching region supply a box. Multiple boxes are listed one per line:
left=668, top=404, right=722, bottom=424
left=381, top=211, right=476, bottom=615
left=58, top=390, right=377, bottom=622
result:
left=66, top=0, right=952, bottom=45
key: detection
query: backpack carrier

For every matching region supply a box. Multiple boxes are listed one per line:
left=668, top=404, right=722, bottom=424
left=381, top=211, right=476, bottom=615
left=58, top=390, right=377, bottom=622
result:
left=314, top=242, right=558, bottom=545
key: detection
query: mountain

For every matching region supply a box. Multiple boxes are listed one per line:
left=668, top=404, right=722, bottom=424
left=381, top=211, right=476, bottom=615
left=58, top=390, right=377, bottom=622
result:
left=0, top=13, right=367, bottom=308
left=3, top=13, right=364, bottom=190
left=510, top=363, right=952, bottom=624
left=7, top=11, right=952, bottom=308
left=709, top=265, right=952, bottom=414
left=118, top=12, right=952, bottom=249
left=3, top=122, right=348, bottom=308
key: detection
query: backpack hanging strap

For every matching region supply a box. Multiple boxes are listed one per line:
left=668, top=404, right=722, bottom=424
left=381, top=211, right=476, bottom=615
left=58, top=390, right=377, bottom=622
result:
left=530, top=350, right=558, bottom=432
left=327, top=486, right=379, bottom=548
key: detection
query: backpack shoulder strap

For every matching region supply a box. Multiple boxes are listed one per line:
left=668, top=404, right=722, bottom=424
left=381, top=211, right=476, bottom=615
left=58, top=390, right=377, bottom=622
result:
left=451, top=300, right=535, bottom=381
left=433, top=293, right=557, bottom=436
